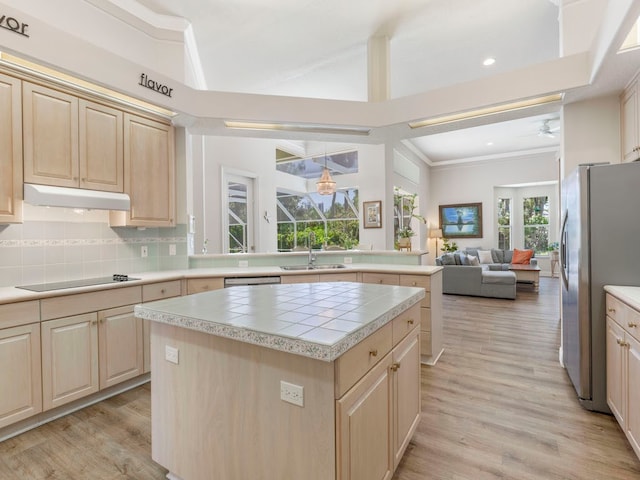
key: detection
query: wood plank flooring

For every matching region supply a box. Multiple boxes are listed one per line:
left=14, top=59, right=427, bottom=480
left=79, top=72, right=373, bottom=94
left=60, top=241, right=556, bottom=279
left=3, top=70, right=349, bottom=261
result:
left=0, top=277, right=639, bottom=479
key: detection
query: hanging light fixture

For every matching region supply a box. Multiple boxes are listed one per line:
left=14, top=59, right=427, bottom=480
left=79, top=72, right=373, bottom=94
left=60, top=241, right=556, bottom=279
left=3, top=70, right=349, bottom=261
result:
left=316, top=153, right=336, bottom=195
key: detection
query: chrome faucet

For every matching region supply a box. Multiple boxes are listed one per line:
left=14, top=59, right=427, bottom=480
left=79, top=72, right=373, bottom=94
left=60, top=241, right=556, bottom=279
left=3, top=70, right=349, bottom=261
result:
left=308, top=232, right=316, bottom=266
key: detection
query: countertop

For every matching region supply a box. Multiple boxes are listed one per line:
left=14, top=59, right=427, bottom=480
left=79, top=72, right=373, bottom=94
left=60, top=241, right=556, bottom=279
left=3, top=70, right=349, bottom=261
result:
left=0, top=263, right=442, bottom=305
left=604, top=285, right=640, bottom=311
left=135, top=282, right=424, bottom=362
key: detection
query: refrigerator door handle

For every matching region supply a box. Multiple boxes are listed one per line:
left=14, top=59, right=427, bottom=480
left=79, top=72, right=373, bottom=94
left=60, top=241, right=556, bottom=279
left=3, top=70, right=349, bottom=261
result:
left=560, top=209, right=569, bottom=290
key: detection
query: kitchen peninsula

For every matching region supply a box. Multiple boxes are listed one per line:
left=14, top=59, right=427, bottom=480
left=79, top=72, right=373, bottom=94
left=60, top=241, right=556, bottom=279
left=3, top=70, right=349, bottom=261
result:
left=136, top=282, right=424, bottom=480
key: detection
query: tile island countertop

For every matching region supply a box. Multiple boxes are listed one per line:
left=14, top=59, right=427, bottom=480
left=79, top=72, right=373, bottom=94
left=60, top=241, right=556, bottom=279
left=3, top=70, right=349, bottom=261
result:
left=135, top=281, right=424, bottom=362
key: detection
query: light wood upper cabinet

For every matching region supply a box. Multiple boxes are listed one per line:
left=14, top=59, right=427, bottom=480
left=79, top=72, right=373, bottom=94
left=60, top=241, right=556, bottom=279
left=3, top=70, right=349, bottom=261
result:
left=79, top=99, right=123, bottom=192
left=23, top=82, right=79, bottom=188
left=0, top=323, right=42, bottom=429
left=23, top=82, right=125, bottom=191
left=0, top=73, right=23, bottom=223
left=110, top=113, right=175, bottom=227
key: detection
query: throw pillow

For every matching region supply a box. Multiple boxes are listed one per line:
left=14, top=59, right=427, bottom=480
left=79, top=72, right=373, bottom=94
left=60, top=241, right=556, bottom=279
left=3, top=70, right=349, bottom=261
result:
left=441, top=253, right=456, bottom=265
left=491, top=248, right=504, bottom=263
left=468, top=255, right=480, bottom=266
left=459, top=252, right=470, bottom=265
left=512, top=248, right=534, bottom=264
left=478, top=250, right=493, bottom=264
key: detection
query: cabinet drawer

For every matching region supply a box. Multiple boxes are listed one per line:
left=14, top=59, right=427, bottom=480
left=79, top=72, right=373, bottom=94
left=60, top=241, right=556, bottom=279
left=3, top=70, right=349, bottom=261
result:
left=0, top=300, right=40, bottom=329
left=606, top=294, right=626, bottom=325
left=317, top=272, right=358, bottom=283
left=40, top=286, right=141, bottom=321
left=392, top=304, right=420, bottom=346
left=361, top=272, right=400, bottom=285
left=626, top=305, right=640, bottom=343
left=281, top=274, right=319, bottom=284
left=187, top=277, right=224, bottom=294
left=143, top=280, right=182, bottom=302
left=400, top=275, right=430, bottom=307
left=335, top=322, right=392, bottom=398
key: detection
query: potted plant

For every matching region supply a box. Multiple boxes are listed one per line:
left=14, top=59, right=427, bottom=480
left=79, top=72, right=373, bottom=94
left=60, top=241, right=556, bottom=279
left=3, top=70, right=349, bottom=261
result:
left=394, top=189, right=426, bottom=249
left=441, top=238, right=458, bottom=253
left=397, top=226, right=415, bottom=248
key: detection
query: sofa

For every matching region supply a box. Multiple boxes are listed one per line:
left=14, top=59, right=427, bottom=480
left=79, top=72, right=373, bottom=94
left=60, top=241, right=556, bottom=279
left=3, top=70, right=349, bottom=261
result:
left=434, top=248, right=535, bottom=300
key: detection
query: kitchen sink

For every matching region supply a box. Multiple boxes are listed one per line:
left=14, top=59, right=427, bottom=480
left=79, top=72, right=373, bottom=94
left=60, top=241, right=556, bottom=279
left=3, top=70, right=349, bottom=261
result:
left=280, top=264, right=346, bottom=271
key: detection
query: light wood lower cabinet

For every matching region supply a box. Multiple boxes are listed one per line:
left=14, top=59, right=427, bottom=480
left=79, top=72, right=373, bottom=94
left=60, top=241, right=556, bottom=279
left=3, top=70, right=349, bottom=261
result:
left=98, top=305, right=143, bottom=390
left=41, top=313, right=99, bottom=411
left=606, top=292, right=640, bottom=460
left=336, top=323, right=420, bottom=480
left=0, top=323, right=42, bottom=428
left=336, top=354, right=393, bottom=480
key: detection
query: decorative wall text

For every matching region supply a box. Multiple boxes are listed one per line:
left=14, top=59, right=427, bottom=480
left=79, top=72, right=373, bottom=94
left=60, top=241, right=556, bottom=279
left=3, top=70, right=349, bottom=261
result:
left=139, top=73, right=173, bottom=98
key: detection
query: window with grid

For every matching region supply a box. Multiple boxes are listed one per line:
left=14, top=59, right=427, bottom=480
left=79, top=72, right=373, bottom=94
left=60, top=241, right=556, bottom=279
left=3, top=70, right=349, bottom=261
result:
left=523, top=196, right=549, bottom=254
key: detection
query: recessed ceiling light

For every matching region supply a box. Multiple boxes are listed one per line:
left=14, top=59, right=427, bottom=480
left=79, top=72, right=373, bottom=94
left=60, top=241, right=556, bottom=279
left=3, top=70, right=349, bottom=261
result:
left=483, top=57, right=496, bottom=66
left=486, top=142, right=494, bottom=146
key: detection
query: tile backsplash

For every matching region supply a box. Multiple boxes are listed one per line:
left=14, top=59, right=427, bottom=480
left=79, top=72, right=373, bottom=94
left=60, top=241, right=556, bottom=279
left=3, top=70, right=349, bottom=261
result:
left=0, top=205, right=188, bottom=288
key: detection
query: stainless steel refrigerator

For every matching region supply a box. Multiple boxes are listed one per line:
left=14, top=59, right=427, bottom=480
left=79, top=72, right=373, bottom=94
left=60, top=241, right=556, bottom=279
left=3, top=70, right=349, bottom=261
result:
left=561, top=162, right=640, bottom=413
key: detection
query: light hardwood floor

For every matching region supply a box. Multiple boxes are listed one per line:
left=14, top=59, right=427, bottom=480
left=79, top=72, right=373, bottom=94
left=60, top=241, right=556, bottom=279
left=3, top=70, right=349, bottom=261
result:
left=0, top=277, right=639, bottom=479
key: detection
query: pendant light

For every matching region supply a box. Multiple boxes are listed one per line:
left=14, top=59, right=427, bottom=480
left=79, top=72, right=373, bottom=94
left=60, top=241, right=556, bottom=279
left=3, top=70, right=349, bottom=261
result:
left=316, top=154, right=336, bottom=195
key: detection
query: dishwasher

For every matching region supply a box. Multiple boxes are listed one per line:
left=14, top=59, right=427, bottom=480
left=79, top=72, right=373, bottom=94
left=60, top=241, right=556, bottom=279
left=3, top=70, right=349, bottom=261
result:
left=223, top=276, right=281, bottom=288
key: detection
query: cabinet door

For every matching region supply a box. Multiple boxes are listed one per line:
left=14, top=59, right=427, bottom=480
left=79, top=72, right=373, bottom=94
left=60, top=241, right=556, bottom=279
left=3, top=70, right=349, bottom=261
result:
left=336, top=355, right=393, bottom=480
left=23, top=82, right=79, bottom=188
left=626, top=333, right=640, bottom=458
left=41, top=313, right=99, bottom=410
left=622, top=83, right=639, bottom=163
left=98, top=305, right=143, bottom=389
left=0, top=73, right=22, bottom=223
left=111, top=113, right=175, bottom=227
left=0, top=323, right=42, bottom=428
left=606, top=317, right=626, bottom=426
left=79, top=99, right=123, bottom=192
left=392, top=327, right=421, bottom=468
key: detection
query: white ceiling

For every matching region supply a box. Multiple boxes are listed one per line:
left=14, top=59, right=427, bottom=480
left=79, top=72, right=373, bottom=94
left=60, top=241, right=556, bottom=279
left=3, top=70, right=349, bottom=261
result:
left=126, top=0, right=638, bottom=164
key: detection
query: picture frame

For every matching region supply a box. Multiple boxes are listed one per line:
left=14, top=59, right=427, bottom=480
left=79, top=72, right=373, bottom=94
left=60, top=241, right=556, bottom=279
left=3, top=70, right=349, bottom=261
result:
left=363, top=200, right=382, bottom=228
left=439, top=202, right=483, bottom=238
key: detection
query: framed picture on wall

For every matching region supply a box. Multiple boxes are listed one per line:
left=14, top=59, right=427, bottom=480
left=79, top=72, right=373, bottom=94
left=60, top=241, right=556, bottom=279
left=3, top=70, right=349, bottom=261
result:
left=363, top=200, right=382, bottom=228
left=439, top=202, right=483, bottom=238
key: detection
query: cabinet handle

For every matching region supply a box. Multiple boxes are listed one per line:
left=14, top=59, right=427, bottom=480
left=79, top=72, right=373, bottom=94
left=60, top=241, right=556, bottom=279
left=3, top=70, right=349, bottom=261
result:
left=91, top=319, right=98, bottom=325
left=617, top=338, right=629, bottom=347
left=391, top=362, right=401, bottom=371
left=608, top=307, right=616, bottom=313
left=412, top=281, right=417, bottom=286
left=369, top=349, right=378, bottom=357
left=629, top=322, right=638, bottom=328
left=161, top=289, right=166, bottom=294
left=407, top=318, right=415, bottom=325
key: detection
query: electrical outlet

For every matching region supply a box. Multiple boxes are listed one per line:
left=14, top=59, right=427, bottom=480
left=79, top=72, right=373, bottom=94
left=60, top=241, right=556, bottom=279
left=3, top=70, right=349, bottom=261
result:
left=238, top=260, right=249, bottom=267
left=165, top=345, right=179, bottom=364
left=280, top=381, right=304, bottom=407
left=169, top=244, right=176, bottom=256
left=343, top=257, right=353, bottom=264
left=141, top=246, right=148, bottom=258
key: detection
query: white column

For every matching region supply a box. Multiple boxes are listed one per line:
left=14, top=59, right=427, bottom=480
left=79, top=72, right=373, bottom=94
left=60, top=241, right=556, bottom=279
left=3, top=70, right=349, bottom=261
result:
left=367, top=36, right=390, bottom=102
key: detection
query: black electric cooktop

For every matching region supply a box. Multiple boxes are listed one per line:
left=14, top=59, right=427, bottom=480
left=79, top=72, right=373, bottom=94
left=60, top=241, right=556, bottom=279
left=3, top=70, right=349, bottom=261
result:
left=16, top=274, right=140, bottom=292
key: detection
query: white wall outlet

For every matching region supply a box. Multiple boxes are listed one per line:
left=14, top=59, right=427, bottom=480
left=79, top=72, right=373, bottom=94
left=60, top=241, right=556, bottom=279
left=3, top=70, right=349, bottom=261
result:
left=238, top=260, right=249, bottom=268
left=165, top=345, right=179, bottom=365
left=169, top=244, right=176, bottom=256
left=141, top=246, right=148, bottom=258
left=280, top=381, right=304, bottom=407
left=343, top=257, right=353, bottom=264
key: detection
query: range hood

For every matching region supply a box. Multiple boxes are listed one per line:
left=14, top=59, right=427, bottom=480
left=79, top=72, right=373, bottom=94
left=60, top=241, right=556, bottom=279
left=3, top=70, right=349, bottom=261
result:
left=24, top=184, right=131, bottom=211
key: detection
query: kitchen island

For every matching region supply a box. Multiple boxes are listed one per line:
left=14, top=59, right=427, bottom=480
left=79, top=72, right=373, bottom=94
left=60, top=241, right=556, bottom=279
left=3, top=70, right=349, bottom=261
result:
left=135, top=281, right=424, bottom=480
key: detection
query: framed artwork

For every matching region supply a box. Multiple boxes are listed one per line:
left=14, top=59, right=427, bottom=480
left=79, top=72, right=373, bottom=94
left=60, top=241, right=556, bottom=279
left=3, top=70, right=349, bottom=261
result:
left=363, top=200, right=382, bottom=228
left=439, top=202, right=483, bottom=238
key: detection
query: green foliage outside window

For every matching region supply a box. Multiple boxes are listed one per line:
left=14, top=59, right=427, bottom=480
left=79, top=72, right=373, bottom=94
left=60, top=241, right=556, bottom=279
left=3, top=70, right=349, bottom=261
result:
left=523, top=196, right=549, bottom=254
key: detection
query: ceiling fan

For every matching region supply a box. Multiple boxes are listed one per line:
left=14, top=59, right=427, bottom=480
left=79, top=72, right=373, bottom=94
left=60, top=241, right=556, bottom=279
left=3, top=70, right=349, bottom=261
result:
left=538, top=119, right=560, bottom=138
